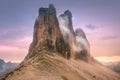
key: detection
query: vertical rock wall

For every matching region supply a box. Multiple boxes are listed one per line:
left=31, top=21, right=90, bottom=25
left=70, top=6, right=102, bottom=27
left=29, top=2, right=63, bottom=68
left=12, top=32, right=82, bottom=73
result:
left=25, top=4, right=91, bottom=62
left=26, top=4, right=71, bottom=59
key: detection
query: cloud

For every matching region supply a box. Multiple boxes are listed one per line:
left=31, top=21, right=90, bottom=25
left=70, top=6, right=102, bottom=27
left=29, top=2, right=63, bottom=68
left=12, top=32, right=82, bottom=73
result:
left=85, top=24, right=97, bottom=30
left=95, top=56, right=120, bottom=62
left=101, top=36, right=119, bottom=40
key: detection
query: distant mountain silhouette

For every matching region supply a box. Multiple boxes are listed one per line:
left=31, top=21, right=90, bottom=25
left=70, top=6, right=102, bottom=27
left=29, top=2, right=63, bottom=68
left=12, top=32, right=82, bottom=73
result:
left=102, top=61, right=120, bottom=74
left=0, top=59, right=18, bottom=76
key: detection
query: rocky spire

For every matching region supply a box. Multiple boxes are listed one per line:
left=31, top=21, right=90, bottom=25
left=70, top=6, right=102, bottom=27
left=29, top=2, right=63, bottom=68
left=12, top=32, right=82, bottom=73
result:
left=58, top=10, right=91, bottom=61
left=25, top=4, right=71, bottom=59
left=59, top=10, right=75, bottom=37
left=25, top=4, right=91, bottom=62
left=58, top=10, right=75, bottom=59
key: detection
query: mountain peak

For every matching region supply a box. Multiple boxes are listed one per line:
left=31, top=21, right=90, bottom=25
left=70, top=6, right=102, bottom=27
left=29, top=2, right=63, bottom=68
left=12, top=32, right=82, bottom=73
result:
left=25, top=5, right=91, bottom=61
left=39, top=4, right=56, bottom=16
left=25, top=5, right=71, bottom=60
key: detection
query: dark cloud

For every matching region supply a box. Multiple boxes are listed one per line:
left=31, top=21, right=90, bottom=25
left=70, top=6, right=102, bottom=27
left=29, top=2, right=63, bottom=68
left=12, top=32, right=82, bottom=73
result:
left=85, top=24, right=97, bottom=30
left=101, top=36, right=119, bottom=40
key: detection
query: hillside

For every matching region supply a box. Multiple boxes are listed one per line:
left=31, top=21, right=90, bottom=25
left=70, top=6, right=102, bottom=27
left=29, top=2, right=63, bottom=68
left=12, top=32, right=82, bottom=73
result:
left=1, top=50, right=120, bottom=80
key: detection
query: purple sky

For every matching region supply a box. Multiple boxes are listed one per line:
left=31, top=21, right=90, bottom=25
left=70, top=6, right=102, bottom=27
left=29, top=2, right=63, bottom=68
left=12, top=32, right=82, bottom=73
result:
left=0, top=0, right=120, bottom=62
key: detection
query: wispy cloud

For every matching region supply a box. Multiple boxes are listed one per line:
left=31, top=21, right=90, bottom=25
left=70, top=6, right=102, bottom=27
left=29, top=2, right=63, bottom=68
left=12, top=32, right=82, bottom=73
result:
left=85, top=24, right=97, bottom=30
left=101, top=36, right=119, bottom=40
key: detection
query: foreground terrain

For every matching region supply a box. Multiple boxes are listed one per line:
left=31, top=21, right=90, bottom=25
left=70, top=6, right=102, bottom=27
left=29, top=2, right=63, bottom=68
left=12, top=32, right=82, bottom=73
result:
left=1, top=50, right=120, bottom=80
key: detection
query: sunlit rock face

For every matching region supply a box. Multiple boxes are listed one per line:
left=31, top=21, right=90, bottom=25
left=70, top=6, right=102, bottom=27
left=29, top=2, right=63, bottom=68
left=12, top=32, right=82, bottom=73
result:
left=26, top=4, right=91, bottom=61
left=26, top=4, right=71, bottom=59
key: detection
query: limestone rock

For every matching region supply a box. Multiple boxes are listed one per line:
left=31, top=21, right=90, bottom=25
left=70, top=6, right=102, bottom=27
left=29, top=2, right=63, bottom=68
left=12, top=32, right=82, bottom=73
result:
left=26, top=4, right=91, bottom=61
left=26, top=4, right=71, bottom=60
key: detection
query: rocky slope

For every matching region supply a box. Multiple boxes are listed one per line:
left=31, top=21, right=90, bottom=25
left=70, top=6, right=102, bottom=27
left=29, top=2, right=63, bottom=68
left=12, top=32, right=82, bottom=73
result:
left=1, top=51, right=120, bottom=80
left=1, top=4, right=120, bottom=80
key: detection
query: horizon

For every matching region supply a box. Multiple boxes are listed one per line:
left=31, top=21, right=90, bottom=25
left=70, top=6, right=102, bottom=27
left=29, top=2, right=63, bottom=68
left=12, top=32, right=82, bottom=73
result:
left=0, top=0, right=120, bottom=63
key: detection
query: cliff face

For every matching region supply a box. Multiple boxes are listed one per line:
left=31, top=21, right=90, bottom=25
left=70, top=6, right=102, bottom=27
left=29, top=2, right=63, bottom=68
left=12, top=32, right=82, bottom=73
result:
left=21, top=3, right=93, bottom=63
left=26, top=4, right=70, bottom=59
left=25, top=4, right=91, bottom=61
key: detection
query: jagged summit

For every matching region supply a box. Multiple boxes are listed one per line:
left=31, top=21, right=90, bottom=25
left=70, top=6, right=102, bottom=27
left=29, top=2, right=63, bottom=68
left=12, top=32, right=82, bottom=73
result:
left=25, top=4, right=91, bottom=62
left=26, top=4, right=71, bottom=60
left=59, top=10, right=74, bottom=36
left=39, top=4, right=56, bottom=16
left=58, top=10, right=91, bottom=61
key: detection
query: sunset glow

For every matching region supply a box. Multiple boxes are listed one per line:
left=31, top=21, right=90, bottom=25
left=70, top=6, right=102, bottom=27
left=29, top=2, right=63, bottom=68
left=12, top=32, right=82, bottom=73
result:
left=0, top=0, right=120, bottom=63
left=95, top=56, right=120, bottom=62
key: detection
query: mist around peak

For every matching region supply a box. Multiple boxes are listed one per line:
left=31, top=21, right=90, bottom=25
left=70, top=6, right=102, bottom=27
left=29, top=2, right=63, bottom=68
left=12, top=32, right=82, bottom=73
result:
left=58, top=10, right=90, bottom=61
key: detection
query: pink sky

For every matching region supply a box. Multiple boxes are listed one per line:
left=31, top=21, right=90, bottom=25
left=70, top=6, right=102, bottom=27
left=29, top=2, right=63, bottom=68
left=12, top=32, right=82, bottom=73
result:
left=0, top=25, right=120, bottom=63
left=0, top=36, right=32, bottom=62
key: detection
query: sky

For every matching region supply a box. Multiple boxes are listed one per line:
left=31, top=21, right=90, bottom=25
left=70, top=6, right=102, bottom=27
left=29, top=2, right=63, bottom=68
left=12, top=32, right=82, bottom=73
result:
left=0, top=0, right=120, bottom=63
